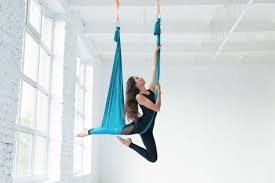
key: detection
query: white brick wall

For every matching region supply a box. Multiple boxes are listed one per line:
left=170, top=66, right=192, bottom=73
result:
left=0, top=0, right=25, bottom=182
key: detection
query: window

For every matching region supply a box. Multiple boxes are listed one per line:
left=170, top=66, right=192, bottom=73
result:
left=73, top=59, right=93, bottom=175
left=74, top=58, right=86, bottom=174
left=15, top=0, right=53, bottom=181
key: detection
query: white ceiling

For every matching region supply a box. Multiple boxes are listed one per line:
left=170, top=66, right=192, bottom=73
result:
left=70, top=0, right=275, bottom=63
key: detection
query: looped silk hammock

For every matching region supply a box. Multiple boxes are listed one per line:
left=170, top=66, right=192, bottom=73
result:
left=89, top=2, right=161, bottom=135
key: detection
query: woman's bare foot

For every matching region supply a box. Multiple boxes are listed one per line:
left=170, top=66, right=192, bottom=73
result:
left=117, top=136, right=132, bottom=147
left=76, top=128, right=89, bottom=137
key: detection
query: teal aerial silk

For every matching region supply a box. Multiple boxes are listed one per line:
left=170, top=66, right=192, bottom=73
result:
left=90, top=18, right=161, bottom=135
left=140, top=17, right=161, bottom=135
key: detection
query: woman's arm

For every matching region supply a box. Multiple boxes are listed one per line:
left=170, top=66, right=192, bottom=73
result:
left=149, top=45, right=161, bottom=92
left=136, top=84, right=161, bottom=112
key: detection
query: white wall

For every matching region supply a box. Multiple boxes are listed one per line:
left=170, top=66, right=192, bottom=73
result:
left=96, top=61, right=275, bottom=183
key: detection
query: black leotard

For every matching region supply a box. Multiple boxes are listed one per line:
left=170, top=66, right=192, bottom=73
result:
left=121, top=89, right=156, bottom=135
left=121, top=89, right=158, bottom=163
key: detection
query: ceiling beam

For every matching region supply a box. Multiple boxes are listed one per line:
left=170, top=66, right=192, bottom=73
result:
left=95, top=50, right=275, bottom=57
left=83, top=20, right=275, bottom=34
left=87, top=41, right=275, bottom=52
left=100, top=53, right=275, bottom=64
left=84, top=31, right=275, bottom=42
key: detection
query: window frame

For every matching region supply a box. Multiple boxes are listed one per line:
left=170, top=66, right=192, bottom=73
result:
left=14, top=0, right=54, bottom=181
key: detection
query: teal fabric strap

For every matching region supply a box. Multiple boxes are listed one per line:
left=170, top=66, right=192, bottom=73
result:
left=139, top=17, right=161, bottom=135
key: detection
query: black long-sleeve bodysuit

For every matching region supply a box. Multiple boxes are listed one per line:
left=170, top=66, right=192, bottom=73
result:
left=121, top=89, right=158, bottom=163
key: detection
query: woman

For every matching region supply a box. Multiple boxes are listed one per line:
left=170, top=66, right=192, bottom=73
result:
left=76, top=45, right=161, bottom=163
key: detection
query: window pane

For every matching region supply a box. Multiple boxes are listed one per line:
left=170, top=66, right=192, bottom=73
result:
left=23, top=33, right=39, bottom=81
left=20, top=81, right=36, bottom=128
left=28, top=0, right=41, bottom=33
left=38, top=48, right=50, bottom=90
left=16, top=132, right=32, bottom=177
left=41, top=15, right=53, bottom=49
left=33, top=136, right=46, bottom=176
left=36, top=91, right=48, bottom=132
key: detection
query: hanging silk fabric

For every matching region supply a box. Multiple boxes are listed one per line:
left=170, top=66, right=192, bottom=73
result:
left=89, top=0, right=161, bottom=135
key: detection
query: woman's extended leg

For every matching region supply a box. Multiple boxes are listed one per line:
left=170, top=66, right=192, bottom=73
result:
left=77, top=121, right=136, bottom=137
left=128, top=131, right=158, bottom=163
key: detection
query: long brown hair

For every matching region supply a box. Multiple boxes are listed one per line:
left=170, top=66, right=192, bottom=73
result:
left=125, top=76, right=140, bottom=121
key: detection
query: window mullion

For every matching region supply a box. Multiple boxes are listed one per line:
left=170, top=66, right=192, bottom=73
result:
left=26, top=17, right=52, bottom=55
left=26, top=26, right=52, bottom=56
left=15, top=124, right=48, bottom=137
left=40, top=42, right=52, bottom=56
left=26, top=24, right=41, bottom=44
left=21, top=73, right=49, bottom=96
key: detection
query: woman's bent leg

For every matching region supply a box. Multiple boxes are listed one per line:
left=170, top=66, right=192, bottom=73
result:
left=129, top=131, right=158, bottom=163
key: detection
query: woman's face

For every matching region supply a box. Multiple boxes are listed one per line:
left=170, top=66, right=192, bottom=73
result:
left=133, top=76, right=145, bottom=87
